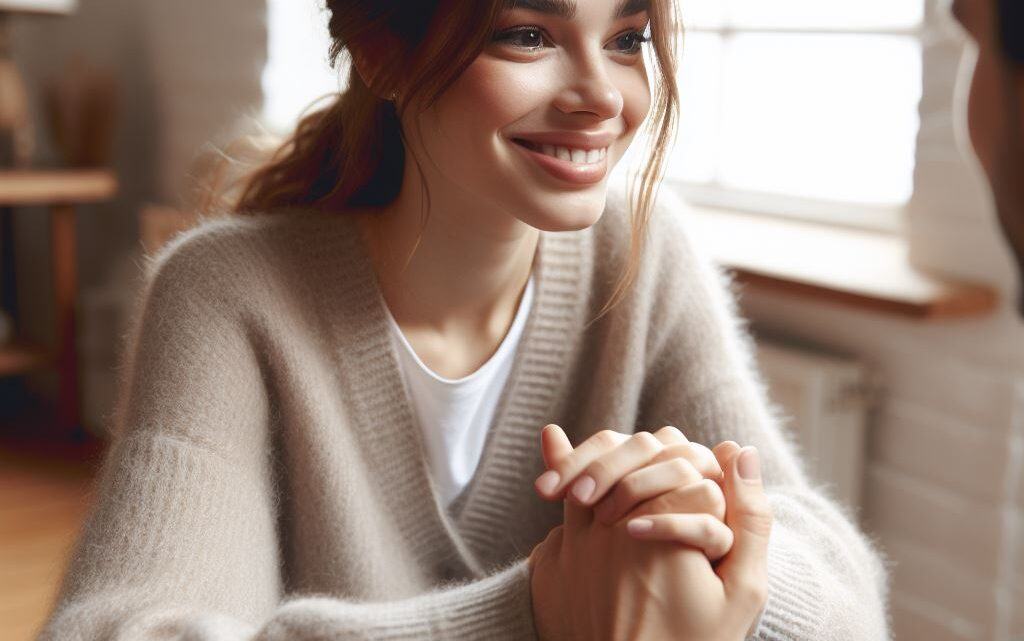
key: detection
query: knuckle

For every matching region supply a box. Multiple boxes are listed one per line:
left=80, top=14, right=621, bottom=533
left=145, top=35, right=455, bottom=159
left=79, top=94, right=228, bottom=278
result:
left=697, top=513, right=719, bottom=542
left=669, top=456, right=697, bottom=480
left=738, top=505, right=775, bottom=538
left=735, top=578, right=768, bottom=609
left=702, top=479, right=727, bottom=516
left=652, top=443, right=685, bottom=465
left=631, top=431, right=663, bottom=455
left=695, top=478, right=719, bottom=502
left=686, top=442, right=717, bottom=469
left=654, top=425, right=686, bottom=442
left=586, top=457, right=612, bottom=484
left=594, top=429, right=621, bottom=449
left=664, top=442, right=691, bottom=458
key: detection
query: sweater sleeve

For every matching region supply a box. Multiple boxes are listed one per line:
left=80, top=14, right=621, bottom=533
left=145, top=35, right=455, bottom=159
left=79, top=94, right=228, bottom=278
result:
left=636, top=196, right=893, bottom=641
left=37, top=230, right=538, bottom=641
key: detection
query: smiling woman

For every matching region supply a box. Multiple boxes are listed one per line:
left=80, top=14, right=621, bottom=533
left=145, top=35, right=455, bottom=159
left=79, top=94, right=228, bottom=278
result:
left=37, top=0, right=891, bottom=640
left=237, top=0, right=679, bottom=320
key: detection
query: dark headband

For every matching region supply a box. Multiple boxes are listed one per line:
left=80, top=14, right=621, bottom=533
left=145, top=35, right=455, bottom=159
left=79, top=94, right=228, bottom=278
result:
left=1001, top=0, right=1024, bottom=62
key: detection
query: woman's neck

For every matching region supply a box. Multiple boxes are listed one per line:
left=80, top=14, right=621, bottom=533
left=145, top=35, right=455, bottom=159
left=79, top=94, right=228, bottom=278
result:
left=353, top=180, right=538, bottom=377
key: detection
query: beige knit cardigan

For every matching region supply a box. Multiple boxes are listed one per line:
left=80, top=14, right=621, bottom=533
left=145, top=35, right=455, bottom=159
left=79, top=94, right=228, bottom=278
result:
left=38, top=185, right=892, bottom=640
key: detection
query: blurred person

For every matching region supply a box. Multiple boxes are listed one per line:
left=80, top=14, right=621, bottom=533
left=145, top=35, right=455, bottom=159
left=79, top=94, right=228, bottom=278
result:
left=953, top=0, right=1024, bottom=313
left=37, top=1, right=890, bottom=639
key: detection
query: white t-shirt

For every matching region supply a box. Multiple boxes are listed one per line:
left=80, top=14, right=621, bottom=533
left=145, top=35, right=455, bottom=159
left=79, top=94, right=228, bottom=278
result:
left=384, top=275, right=536, bottom=508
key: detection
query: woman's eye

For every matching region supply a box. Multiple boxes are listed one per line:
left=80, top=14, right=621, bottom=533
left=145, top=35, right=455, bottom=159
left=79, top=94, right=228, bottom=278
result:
left=610, top=30, right=651, bottom=55
left=493, top=27, right=551, bottom=51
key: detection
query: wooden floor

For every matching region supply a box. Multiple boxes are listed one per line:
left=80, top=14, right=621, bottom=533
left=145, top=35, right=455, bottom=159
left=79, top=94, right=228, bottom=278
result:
left=0, top=439, right=102, bottom=641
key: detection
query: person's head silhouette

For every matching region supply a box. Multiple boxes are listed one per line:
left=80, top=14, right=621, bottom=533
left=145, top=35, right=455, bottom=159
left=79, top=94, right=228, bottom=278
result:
left=953, top=0, right=1024, bottom=314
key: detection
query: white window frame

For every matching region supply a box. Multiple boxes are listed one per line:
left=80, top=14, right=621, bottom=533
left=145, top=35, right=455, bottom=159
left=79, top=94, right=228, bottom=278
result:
left=666, top=11, right=933, bottom=234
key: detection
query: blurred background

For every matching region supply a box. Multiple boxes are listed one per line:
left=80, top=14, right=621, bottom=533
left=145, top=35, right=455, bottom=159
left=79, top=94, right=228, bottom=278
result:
left=0, top=0, right=1021, bottom=640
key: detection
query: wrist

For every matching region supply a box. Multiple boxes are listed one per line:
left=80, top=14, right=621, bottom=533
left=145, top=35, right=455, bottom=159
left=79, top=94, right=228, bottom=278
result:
left=528, top=531, right=564, bottom=641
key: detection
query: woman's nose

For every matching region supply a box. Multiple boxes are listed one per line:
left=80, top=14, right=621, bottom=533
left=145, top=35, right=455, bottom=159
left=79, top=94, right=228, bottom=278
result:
left=553, top=59, right=625, bottom=120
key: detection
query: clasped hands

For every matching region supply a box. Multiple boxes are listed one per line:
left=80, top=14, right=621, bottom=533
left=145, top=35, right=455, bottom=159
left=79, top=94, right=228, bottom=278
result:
left=527, top=425, right=774, bottom=641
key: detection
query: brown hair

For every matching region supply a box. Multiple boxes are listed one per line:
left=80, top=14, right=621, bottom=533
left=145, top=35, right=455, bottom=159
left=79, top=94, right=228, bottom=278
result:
left=226, top=0, right=681, bottom=319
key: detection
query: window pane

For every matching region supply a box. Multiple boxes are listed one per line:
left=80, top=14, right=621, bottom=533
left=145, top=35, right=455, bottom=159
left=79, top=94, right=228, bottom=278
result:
left=668, top=33, right=922, bottom=207
left=719, top=33, right=921, bottom=205
left=670, top=33, right=724, bottom=184
left=262, top=0, right=340, bottom=132
left=684, top=0, right=924, bottom=31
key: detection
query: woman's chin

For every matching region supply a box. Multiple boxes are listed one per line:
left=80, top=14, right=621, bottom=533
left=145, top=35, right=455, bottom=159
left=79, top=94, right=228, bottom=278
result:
left=518, top=193, right=608, bottom=233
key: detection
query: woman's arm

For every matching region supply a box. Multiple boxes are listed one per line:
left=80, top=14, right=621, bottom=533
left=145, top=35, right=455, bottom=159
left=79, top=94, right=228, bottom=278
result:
left=637, top=195, right=892, bottom=641
left=37, top=231, right=537, bottom=641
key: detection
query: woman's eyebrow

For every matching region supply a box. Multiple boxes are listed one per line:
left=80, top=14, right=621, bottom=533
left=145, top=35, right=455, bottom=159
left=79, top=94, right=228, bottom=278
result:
left=504, top=0, right=650, bottom=20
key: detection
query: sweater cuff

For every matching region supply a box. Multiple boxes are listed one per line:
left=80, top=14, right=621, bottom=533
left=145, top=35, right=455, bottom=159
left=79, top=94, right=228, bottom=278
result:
left=748, top=525, right=826, bottom=641
left=260, top=560, right=537, bottom=641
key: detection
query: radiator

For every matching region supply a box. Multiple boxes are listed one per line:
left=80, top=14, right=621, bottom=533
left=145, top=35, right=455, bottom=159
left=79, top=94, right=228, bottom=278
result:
left=755, top=338, right=874, bottom=513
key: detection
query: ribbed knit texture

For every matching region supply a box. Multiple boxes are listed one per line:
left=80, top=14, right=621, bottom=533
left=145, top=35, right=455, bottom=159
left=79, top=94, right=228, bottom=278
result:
left=37, top=184, right=892, bottom=641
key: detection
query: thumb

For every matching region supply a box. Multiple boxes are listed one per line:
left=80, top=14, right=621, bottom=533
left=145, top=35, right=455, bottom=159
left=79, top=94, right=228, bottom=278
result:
left=717, top=447, right=773, bottom=594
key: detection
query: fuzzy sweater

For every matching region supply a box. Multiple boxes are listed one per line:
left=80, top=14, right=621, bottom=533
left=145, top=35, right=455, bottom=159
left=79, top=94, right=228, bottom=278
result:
left=38, top=185, right=892, bottom=641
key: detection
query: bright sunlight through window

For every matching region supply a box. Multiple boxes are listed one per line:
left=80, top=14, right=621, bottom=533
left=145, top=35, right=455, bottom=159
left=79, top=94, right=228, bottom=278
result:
left=670, top=0, right=925, bottom=222
left=262, top=0, right=338, bottom=134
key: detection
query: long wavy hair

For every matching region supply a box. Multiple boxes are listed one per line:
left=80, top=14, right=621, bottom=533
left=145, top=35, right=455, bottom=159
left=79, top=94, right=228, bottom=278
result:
left=219, top=0, right=681, bottom=319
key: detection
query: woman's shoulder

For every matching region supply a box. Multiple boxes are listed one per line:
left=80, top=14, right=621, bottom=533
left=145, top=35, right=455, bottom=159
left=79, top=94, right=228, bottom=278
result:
left=148, top=205, right=344, bottom=277
left=138, top=210, right=303, bottom=316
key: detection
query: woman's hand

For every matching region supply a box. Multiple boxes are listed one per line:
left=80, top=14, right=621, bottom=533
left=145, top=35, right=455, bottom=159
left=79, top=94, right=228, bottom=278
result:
left=528, top=437, right=773, bottom=641
left=534, top=424, right=732, bottom=558
left=616, top=441, right=741, bottom=556
left=533, top=424, right=723, bottom=506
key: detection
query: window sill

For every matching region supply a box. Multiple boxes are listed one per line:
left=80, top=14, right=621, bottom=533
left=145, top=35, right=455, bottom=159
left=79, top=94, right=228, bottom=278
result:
left=685, top=206, right=1000, bottom=320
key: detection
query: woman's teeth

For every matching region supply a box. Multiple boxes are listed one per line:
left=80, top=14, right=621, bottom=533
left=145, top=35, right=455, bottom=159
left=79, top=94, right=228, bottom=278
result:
left=518, top=140, right=607, bottom=164
left=542, top=145, right=606, bottom=164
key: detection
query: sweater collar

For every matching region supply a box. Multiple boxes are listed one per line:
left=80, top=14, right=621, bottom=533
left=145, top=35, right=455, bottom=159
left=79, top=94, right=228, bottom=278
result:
left=308, top=210, right=592, bottom=577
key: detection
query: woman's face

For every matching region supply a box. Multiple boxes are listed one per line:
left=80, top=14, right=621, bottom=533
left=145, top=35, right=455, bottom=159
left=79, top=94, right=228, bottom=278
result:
left=405, top=0, right=654, bottom=233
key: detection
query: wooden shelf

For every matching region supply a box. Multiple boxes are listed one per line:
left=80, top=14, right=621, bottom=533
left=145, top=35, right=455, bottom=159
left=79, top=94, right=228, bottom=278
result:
left=0, top=339, right=52, bottom=376
left=0, top=170, right=118, bottom=206
left=687, top=206, right=1000, bottom=320
left=0, top=168, right=119, bottom=438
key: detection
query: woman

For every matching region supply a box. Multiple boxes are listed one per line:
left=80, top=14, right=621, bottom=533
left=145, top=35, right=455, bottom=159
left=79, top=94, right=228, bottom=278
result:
left=38, top=0, right=892, bottom=639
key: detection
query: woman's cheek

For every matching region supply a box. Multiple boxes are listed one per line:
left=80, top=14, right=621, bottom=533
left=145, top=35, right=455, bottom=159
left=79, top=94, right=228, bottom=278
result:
left=458, top=57, right=543, bottom=119
left=435, top=57, right=548, bottom=150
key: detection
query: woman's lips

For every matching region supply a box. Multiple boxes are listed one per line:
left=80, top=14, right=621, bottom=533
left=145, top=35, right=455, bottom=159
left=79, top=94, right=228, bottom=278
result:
left=510, top=138, right=609, bottom=186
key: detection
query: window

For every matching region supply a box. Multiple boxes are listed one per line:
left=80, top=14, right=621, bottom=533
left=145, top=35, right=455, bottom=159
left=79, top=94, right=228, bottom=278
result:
left=668, top=1, right=926, bottom=230
left=261, top=0, right=339, bottom=134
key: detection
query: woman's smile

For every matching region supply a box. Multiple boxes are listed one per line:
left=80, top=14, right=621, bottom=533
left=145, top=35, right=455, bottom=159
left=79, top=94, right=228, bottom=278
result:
left=508, top=130, right=616, bottom=185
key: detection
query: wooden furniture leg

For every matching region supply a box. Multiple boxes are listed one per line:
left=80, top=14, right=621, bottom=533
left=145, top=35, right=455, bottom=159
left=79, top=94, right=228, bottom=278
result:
left=50, top=203, right=79, bottom=435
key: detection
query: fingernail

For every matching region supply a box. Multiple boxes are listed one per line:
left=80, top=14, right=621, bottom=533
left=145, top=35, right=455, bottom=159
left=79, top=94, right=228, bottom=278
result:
left=627, top=518, right=653, bottom=535
left=535, top=470, right=560, bottom=495
left=738, top=447, right=761, bottom=481
left=571, top=475, right=596, bottom=503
